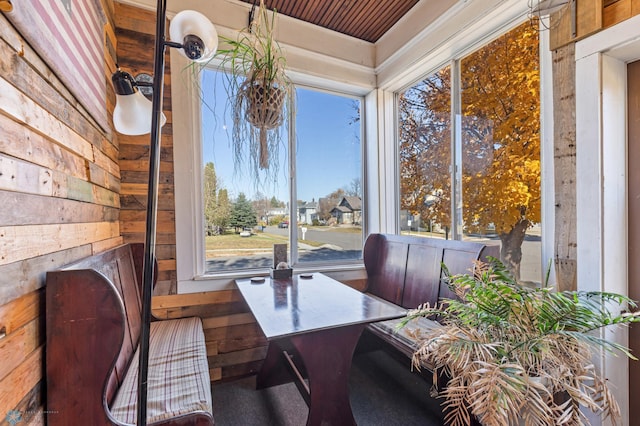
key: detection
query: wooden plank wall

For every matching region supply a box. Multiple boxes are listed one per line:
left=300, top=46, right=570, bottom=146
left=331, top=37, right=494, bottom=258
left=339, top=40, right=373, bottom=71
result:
left=550, top=0, right=640, bottom=49
left=152, top=291, right=269, bottom=382
left=603, top=0, right=640, bottom=27
left=0, top=1, right=120, bottom=423
left=551, top=43, right=578, bottom=292
left=550, top=0, right=603, bottom=50
left=115, top=2, right=177, bottom=295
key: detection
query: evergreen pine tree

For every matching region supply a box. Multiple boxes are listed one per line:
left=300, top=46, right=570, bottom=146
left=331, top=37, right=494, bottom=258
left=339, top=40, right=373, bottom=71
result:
left=229, top=193, right=258, bottom=231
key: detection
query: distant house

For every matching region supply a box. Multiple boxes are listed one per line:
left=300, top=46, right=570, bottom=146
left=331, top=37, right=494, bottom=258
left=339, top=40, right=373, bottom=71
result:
left=331, top=196, right=362, bottom=225
left=268, top=207, right=288, bottom=217
left=263, top=207, right=288, bottom=225
left=298, top=200, right=318, bottom=224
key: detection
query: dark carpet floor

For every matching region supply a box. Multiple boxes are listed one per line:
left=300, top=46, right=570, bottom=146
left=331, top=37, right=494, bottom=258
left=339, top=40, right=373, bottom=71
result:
left=211, top=349, right=445, bottom=425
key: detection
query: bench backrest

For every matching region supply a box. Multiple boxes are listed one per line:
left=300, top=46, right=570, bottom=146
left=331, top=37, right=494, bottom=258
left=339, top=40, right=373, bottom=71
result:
left=46, top=243, right=145, bottom=424
left=363, top=233, right=499, bottom=309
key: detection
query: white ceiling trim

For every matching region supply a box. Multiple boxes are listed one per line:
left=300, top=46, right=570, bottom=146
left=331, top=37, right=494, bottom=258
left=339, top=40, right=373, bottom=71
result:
left=375, top=0, right=530, bottom=91
left=374, top=0, right=461, bottom=67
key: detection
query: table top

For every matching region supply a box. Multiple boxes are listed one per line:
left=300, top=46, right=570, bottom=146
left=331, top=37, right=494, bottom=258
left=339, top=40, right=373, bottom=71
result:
left=235, top=273, right=407, bottom=340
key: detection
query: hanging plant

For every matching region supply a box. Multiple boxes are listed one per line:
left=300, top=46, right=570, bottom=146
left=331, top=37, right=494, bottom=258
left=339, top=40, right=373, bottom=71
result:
left=216, top=0, right=292, bottom=177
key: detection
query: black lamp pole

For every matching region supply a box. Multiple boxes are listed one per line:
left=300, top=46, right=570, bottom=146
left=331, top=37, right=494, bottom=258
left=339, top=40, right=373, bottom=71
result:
left=137, top=0, right=167, bottom=424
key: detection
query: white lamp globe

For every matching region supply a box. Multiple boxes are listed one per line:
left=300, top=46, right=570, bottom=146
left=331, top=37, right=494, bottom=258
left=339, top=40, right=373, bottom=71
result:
left=170, top=10, right=218, bottom=63
left=113, top=90, right=167, bottom=136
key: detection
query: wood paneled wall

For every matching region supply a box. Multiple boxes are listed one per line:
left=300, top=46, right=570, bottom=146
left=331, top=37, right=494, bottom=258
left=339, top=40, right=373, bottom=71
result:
left=552, top=43, right=577, bottom=292
left=115, top=2, right=177, bottom=295
left=152, top=291, right=268, bottom=382
left=0, top=3, right=120, bottom=423
left=550, top=0, right=640, bottom=49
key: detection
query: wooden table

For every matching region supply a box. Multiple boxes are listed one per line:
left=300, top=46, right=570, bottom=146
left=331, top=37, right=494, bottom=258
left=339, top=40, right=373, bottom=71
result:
left=235, top=273, right=407, bottom=426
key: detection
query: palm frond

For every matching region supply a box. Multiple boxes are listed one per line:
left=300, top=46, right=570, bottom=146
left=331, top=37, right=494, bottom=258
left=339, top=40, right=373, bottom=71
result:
left=400, top=257, right=640, bottom=426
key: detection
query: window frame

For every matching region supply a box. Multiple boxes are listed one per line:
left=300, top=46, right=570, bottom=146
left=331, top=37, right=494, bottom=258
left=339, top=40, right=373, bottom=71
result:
left=171, top=58, right=373, bottom=289
left=380, top=8, right=554, bottom=285
left=288, top=83, right=368, bottom=269
left=397, top=21, right=541, bottom=240
left=170, top=0, right=554, bottom=291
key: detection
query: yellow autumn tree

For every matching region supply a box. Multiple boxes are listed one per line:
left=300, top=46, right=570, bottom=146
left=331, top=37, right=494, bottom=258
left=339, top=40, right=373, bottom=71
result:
left=399, top=21, right=540, bottom=278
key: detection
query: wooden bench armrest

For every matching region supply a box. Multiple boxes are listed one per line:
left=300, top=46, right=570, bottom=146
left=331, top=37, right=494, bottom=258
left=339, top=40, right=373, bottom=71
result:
left=46, top=269, right=126, bottom=425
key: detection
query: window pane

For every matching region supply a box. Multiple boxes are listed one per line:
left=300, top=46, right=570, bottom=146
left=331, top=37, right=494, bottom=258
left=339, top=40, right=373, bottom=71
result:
left=396, top=22, right=542, bottom=283
left=295, top=87, right=363, bottom=263
left=398, top=66, right=452, bottom=240
left=459, top=22, right=541, bottom=283
left=200, top=70, right=365, bottom=272
left=201, top=68, right=290, bottom=273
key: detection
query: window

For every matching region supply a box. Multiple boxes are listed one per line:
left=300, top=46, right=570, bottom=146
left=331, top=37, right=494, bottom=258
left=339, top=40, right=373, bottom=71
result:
left=294, top=87, right=363, bottom=264
left=398, top=66, right=452, bottom=238
left=397, top=21, right=541, bottom=283
left=200, top=69, right=364, bottom=274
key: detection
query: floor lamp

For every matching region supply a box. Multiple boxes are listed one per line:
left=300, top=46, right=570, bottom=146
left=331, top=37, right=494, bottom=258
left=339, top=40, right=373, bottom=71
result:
left=110, top=2, right=217, bottom=425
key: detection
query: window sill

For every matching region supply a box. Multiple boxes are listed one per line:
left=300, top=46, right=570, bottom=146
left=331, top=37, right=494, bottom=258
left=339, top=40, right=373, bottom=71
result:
left=177, top=262, right=366, bottom=294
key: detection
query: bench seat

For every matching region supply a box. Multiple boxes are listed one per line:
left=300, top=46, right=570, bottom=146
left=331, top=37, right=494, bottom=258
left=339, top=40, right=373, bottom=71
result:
left=367, top=316, right=442, bottom=362
left=46, top=244, right=214, bottom=426
left=361, top=233, right=499, bottom=367
left=111, top=317, right=212, bottom=425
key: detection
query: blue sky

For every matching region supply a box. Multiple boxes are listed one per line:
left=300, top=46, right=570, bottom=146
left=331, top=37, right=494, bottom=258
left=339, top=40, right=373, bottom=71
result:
left=200, top=69, right=361, bottom=204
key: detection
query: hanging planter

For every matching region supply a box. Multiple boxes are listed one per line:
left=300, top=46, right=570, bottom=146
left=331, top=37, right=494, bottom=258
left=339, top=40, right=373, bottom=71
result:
left=244, top=79, right=286, bottom=129
left=216, top=0, right=292, bottom=175
left=238, top=76, right=287, bottom=168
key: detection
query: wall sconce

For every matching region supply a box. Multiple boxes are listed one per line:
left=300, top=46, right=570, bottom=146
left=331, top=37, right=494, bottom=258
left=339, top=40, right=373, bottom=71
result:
left=110, top=3, right=217, bottom=426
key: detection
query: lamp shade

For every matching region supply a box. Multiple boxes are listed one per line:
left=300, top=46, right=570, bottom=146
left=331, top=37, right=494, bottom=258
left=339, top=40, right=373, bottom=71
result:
left=530, top=0, right=569, bottom=16
left=169, top=10, right=218, bottom=63
left=112, top=69, right=166, bottom=135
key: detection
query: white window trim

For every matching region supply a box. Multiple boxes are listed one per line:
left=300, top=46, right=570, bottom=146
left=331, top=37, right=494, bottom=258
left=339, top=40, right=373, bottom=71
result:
left=171, top=54, right=377, bottom=291
left=172, top=53, right=206, bottom=287
left=375, top=0, right=555, bottom=284
left=377, top=0, right=537, bottom=238
left=539, top=20, right=556, bottom=288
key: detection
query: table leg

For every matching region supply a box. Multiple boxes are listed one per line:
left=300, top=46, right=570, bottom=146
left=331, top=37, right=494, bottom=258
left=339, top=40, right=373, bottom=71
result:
left=290, top=324, right=365, bottom=426
left=256, top=341, right=303, bottom=389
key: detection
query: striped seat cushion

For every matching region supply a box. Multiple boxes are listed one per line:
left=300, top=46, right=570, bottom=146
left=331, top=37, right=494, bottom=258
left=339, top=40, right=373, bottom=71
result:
left=110, top=317, right=213, bottom=424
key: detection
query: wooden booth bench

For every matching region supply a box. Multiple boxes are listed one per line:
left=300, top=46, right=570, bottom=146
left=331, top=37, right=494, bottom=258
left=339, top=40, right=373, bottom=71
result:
left=361, top=233, right=499, bottom=362
left=46, top=244, right=214, bottom=426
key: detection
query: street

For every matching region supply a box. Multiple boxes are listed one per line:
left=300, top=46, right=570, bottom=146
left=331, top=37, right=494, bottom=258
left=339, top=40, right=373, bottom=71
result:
left=264, top=226, right=362, bottom=250
left=206, top=226, right=543, bottom=284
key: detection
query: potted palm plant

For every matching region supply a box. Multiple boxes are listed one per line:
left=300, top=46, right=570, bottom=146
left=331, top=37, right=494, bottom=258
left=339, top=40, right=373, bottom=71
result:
left=401, top=258, right=640, bottom=426
left=216, top=0, right=292, bottom=174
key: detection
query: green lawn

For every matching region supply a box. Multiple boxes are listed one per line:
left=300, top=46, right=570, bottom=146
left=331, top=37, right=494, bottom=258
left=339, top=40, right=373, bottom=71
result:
left=204, top=227, right=352, bottom=255
left=205, top=232, right=288, bottom=250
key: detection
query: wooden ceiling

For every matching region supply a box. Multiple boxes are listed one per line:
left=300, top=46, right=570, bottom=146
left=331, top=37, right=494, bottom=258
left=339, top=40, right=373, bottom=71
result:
left=239, top=0, right=420, bottom=43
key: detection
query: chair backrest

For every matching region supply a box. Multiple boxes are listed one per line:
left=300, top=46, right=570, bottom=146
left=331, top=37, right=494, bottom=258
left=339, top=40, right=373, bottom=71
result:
left=363, top=233, right=499, bottom=309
